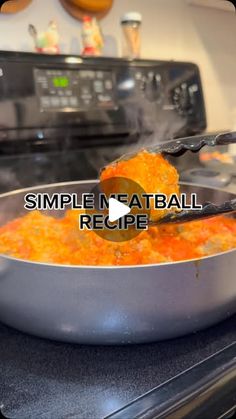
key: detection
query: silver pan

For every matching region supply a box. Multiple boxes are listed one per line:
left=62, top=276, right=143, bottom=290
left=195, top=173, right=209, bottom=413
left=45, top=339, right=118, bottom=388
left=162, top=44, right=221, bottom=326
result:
left=0, top=181, right=235, bottom=345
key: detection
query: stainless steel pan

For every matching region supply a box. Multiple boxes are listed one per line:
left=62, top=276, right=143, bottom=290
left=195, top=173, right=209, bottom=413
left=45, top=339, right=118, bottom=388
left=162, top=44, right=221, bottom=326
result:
left=0, top=181, right=235, bottom=345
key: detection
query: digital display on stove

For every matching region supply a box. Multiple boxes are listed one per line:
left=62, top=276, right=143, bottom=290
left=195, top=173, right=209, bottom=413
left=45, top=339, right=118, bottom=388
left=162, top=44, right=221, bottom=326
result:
left=34, top=68, right=116, bottom=112
left=52, top=77, right=69, bottom=88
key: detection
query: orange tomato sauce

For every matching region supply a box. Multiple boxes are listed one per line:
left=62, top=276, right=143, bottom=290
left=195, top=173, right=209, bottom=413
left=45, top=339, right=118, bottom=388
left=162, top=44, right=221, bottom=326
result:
left=0, top=210, right=236, bottom=265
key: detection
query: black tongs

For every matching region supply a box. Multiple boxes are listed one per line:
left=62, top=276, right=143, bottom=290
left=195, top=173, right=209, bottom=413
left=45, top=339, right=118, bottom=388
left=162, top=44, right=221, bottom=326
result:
left=155, top=199, right=236, bottom=225
left=113, top=131, right=236, bottom=161
left=153, top=131, right=236, bottom=225
left=106, top=131, right=236, bottom=225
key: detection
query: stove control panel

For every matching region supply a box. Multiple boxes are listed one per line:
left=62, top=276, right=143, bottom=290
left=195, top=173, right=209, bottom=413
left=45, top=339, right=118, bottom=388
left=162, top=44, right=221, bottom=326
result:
left=0, top=52, right=206, bottom=144
left=172, top=83, right=199, bottom=116
left=34, top=68, right=116, bottom=111
left=115, top=64, right=202, bottom=120
left=133, top=70, right=163, bottom=102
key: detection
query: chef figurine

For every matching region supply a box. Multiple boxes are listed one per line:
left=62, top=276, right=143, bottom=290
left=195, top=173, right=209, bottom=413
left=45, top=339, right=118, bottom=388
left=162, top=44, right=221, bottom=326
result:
left=28, top=20, right=60, bottom=54
left=81, top=16, right=104, bottom=56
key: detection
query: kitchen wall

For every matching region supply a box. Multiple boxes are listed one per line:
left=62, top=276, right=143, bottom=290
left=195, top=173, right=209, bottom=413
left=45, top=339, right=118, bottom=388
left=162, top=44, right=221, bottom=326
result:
left=0, top=0, right=235, bottom=132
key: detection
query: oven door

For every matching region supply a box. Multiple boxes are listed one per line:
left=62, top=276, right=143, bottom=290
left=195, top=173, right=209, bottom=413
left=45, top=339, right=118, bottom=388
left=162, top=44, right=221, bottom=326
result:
left=0, top=145, right=127, bottom=193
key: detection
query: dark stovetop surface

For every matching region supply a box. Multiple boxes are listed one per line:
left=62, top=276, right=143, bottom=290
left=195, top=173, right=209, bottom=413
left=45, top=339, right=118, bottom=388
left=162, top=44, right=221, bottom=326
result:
left=0, top=315, right=236, bottom=419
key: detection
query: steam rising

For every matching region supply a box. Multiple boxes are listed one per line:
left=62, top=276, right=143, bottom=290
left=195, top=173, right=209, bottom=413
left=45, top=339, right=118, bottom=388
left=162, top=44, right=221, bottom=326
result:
left=88, top=90, right=186, bottom=172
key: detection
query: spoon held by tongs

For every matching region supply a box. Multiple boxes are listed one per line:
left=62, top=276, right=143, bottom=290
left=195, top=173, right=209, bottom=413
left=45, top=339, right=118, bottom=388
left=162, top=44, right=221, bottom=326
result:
left=102, top=131, right=236, bottom=225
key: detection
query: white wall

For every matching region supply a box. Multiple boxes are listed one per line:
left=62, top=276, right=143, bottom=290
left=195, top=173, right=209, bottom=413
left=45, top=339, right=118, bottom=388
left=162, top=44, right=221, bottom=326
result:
left=0, top=0, right=235, bottom=132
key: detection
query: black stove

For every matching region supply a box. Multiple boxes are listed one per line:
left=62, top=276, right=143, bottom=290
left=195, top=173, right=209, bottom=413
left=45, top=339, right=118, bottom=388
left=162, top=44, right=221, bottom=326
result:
left=0, top=316, right=235, bottom=419
left=0, top=52, right=235, bottom=419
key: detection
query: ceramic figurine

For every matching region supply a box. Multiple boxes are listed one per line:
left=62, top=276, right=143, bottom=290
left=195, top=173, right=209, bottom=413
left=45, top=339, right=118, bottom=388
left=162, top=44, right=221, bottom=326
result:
left=28, top=21, right=60, bottom=54
left=81, top=16, right=104, bottom=56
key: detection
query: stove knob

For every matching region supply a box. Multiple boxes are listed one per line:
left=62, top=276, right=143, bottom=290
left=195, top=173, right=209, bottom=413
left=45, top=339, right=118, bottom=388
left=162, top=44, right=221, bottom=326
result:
left=140, top=75, right=147, bottom=91
left=145, top=74, right=162, bottom=102
left=172, top=84, right=193, bottom=115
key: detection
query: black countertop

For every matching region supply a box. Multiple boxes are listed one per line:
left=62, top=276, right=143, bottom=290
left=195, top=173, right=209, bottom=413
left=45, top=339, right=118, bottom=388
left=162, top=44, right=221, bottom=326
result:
left=0, top=314, right=236, bottom=419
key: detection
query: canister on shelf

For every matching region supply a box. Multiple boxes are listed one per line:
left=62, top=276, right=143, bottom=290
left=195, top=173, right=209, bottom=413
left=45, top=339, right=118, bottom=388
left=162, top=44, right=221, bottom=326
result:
left=121, top=12, right=142, bottom=58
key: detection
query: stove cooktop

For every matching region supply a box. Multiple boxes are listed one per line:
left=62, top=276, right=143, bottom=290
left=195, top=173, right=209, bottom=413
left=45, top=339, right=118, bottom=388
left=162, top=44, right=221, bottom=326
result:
left=0, top=314, right=235, bottom=419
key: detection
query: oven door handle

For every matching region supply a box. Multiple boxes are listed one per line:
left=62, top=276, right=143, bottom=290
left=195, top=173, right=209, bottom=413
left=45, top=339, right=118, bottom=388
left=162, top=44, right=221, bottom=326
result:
left=106, top=342, right=236, bottom=419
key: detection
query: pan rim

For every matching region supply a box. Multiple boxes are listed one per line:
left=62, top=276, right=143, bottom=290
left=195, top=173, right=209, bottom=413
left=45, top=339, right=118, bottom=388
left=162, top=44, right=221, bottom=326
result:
left=0, top=180, right=235, bottom=270
left=0, top=246, right=236, bottom=270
